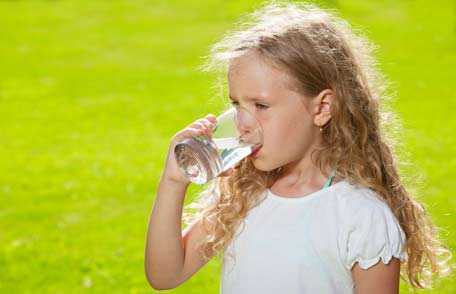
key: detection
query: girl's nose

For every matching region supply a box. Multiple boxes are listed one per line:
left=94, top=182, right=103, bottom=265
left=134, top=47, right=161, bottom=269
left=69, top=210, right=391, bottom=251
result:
left=236, top=110, right=255, bottom=134
left=235, top=108, right=260, bottom=143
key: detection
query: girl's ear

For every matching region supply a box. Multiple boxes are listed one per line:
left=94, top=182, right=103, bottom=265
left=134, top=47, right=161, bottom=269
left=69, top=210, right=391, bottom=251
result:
left=313, top=89, right=334, bottom=128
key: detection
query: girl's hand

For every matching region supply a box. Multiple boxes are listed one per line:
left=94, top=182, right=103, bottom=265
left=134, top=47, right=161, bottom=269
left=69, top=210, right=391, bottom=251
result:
left=161, top=114, right=220, bottom=186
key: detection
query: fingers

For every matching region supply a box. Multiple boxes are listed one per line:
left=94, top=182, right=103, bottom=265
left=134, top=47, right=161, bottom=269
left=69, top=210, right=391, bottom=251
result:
left=206, top=114, right=217, bottom=123
left=173, top=114, right=217, bottom=142
left=172, top=127, right=198, bottom=142
left=188, top=115, right=217, bottom=135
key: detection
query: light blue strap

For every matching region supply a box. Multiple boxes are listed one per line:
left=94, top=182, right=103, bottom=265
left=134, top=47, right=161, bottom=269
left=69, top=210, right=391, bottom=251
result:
left=322, top=169, right=336, bottom=189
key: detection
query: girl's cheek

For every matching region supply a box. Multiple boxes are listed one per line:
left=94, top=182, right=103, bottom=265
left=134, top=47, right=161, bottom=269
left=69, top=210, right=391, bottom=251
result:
left=256, top=111, right=271, bottom=124
left=257, top=118, right=268, bottom=137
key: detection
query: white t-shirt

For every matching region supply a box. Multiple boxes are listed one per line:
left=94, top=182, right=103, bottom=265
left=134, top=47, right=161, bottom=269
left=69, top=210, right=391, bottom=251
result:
left=220, top=179, right=408, bottom=294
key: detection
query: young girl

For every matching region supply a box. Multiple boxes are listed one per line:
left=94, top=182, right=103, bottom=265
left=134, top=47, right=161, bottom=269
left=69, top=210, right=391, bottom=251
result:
left=145, top=1, right=453, bottom=293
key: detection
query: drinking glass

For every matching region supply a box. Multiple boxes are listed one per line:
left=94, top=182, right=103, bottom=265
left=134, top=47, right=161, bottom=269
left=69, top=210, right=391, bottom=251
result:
left=174, top=106, right=263, bottom=185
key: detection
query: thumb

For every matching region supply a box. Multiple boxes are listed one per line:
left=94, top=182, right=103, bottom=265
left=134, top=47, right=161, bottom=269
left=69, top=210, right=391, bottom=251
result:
left=206, top=114, right=217, bottom=123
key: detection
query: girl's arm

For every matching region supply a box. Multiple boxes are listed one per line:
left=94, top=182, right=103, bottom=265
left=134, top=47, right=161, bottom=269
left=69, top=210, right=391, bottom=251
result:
left=144, top=177, right=189, bottom=289
left=351, top=257, right=401, bottom=294
left=144, top=114, right=217, bottom=290
left=144, top=177, right=216, bottom=290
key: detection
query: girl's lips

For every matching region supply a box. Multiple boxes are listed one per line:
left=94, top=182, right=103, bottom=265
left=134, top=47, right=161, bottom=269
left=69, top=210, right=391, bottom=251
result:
left=250, top=146, right=262, bottom=157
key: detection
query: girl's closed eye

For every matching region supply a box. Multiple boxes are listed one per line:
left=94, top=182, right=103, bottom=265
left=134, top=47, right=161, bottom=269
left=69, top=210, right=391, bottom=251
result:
left=255, top=103, right=269, bottom=110
left=230, top=101, right=269, bottom=110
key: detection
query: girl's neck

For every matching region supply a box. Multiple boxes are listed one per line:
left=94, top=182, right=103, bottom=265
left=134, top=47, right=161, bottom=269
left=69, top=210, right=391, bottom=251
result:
left=271, top=165, right=336, bottom=197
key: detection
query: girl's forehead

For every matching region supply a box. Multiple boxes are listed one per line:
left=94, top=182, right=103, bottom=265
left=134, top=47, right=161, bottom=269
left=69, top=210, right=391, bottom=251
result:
left=229, top=58, right=290, bottom=83
left=228, top=54, right=301, bottom=91
left=228, top=51, right=275, bottom=74
left=228, top=68, right=301, bottom=102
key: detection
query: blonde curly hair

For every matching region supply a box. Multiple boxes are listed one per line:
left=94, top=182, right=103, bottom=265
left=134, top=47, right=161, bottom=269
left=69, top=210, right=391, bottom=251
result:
left=182, top=0, right=453, bottom=289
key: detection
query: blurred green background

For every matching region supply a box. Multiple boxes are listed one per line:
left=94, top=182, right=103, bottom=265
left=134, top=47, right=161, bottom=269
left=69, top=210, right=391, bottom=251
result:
left=0, top=0, right=454, bottom=293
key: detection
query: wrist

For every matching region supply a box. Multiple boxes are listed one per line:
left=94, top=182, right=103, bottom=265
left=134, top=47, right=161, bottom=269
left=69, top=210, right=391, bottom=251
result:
left=160, top=174, right=191, bottom=189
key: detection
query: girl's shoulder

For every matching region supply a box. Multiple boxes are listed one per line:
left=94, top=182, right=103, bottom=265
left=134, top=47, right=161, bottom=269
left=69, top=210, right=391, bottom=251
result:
left=335, top=179, right=392, bottom=213
left=334, top=180, right=408, bottom=270
left=333, top=179, right=402, bottom=230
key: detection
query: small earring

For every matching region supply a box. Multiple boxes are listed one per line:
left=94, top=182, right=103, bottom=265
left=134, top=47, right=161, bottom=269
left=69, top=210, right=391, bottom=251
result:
left=319, top=127, right=323, bottom=132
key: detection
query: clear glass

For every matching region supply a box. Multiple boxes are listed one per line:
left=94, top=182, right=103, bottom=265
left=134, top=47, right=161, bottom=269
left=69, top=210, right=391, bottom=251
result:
left=174, top=106, right=263, bottom=185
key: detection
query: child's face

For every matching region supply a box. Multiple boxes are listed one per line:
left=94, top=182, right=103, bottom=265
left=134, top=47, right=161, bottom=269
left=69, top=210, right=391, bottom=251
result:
left=228, top=51, right=324, bottom=172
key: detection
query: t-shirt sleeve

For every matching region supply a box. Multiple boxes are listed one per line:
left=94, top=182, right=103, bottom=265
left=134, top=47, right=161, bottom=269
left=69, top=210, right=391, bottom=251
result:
left=342, top=194, right=408, bottom=271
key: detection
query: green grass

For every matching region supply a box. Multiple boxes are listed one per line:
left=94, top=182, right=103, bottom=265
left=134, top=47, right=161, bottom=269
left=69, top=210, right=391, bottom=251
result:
left=0, top=0, right=454, bottom=293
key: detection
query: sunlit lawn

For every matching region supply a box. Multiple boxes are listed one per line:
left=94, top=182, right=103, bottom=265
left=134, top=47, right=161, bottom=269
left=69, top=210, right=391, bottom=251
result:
left=0, top=0, right=454, bottom=293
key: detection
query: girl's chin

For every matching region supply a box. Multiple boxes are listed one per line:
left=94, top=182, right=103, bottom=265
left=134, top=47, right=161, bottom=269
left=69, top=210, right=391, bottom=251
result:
left=251, top=159, right=276, bottom=172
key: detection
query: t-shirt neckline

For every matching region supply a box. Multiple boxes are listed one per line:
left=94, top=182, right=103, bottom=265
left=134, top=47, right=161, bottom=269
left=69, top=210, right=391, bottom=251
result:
left=267, top=179, right=347, bottom=203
